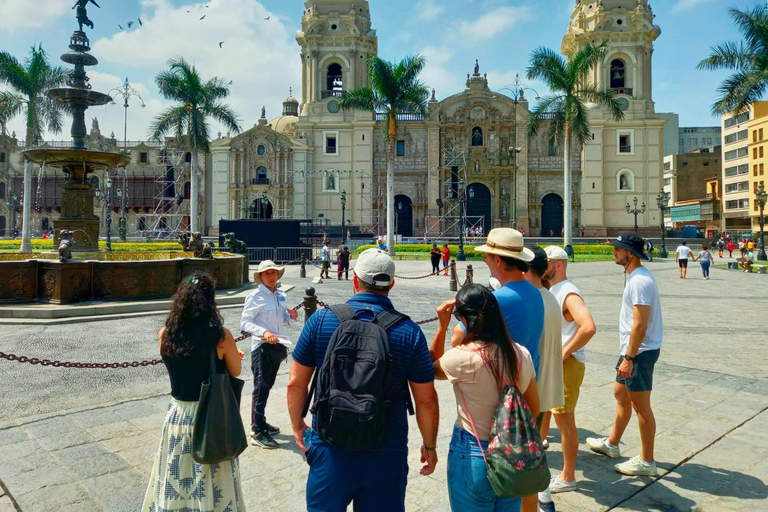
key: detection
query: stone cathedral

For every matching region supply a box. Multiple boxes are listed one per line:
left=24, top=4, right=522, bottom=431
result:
left=208, top=0, right=664, bottom=238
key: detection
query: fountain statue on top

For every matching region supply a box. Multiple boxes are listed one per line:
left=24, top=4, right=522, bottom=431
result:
left=22, top=0, right=129, bottom=252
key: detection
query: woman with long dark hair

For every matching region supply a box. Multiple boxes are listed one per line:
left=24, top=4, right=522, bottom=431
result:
left=142, top=272, right=246, bottom=512
left=430, top=284, right=540, bottom=511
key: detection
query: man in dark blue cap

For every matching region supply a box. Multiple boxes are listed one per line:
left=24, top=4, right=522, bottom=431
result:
left=587, top=232, right=663, bottom=477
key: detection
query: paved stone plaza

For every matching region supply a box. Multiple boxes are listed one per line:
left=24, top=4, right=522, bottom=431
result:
left=0, top=258, right=766, bottom=512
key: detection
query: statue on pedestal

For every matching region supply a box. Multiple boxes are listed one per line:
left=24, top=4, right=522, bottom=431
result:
left=73, top=0, right=100, bottom=32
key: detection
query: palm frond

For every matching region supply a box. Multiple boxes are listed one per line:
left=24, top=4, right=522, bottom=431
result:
left=0, top=51, right=31, bottom=95
left=569, top=99, right=592, bottom=148
left=697, top=41, right=754, bottom=71
left=526, top=47, right=568, bottom=91
left=526, top=94, right=564, bottom=138
left=339, top=88, right=377, bottom=112
left=569, top=42, right=609, bottom=85
left=729, top=5, right=768, bottom=53
left=149, top=105, right=188, bottom=141
left=711, top=70, right=767, bottom=115
left=206, top=103, right=241, bottom=134
left=397, top=86, right=430, bottom=116
left=580, top=87, right=625, bottom=122
left=368, top=57, right=397, bottom=105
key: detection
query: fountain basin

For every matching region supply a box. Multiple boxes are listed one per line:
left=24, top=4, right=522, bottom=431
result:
left=22, top=148, right=129, bottom=172
left=0, top=254, right=246, bottom=304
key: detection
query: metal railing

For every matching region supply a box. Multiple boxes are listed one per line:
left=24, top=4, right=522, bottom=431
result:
left=321, top=90, right=343, bottom=99
left=611, top=87, right=633, bottom=96
left=244, top=247, right=313, bottom=264
left=375, top=113, right=425, bottom=122
left=251, top=178, right=270, bottom=185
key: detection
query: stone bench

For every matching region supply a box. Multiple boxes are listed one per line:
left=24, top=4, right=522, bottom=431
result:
left=754, top=265, right=767, bottom=274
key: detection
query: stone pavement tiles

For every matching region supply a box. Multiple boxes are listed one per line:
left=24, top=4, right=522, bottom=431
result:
left=0, top=260, right=767, bottom=511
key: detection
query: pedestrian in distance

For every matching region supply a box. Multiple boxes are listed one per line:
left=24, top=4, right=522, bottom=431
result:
left=739, top=238, right=746, bottom=257
left=697, top=245, right=714, bottom=279
left=241, top=260, right=299, bottom=449
left=739, top=249, right=755, bottom=272
left=646, top=239, right=653, bottom=262
left=587, top=233, right=663, bottom=477
left=538, top=246, right=597, bottom=504
left=442, top=243, right=451, bottom=275
left=550, top=229, right=554, bottom=237
left=430, top=242, right=442, bottom=275
left=717, top=238, right=725, bottom=258
left=320, top=240, right=332, bottom=279
left=142, top=272, right=246, bottom=512
left=376, top=237, right=388, bottom=253
left=727, top=240, right=735, bottom=258
left=287, top=248, right=439, bottom=512
left=337, top=245, right=351, bottom=280
left=674, top=241, right=693, bottom=279
left=580, top=227, right=585, bottom=238
left=429, top=285, right=540, bottom=512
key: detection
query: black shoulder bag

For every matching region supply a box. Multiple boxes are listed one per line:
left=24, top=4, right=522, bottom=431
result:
left=192, top=349, right=247, bottom=464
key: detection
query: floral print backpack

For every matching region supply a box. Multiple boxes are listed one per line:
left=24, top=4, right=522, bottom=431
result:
left=459, top=345, right=551, bottom=498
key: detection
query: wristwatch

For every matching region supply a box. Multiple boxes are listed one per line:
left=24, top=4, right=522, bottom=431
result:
left=623, top=354, right=635, bottom=362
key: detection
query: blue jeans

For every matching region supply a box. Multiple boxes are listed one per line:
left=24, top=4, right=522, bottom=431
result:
left=303, top=429, right=408, bottom=512
left=700, top=260, right=711, bottom=277
left=447, top=425, right=521, bottom=512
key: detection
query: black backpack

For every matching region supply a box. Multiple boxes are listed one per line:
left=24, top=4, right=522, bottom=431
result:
left=301, top=304, right=412, bottom=450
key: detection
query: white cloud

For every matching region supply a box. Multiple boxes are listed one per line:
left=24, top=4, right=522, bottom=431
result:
left=418, top=46, right=460, bottom=97
left=411, top=0, right=445, bottom=23
left=87, top=0, right=300, bottom=139
left=0, top=0, right=69, bottom=31
left=671, top=0, right=717, bottom=12
left=458, top=6, right=531, bottom=43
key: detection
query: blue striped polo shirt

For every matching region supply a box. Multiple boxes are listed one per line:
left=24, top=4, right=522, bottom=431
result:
left=293, top=293, right=434, bottom=451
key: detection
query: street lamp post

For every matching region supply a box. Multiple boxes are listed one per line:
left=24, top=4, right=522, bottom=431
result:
left=626, top=196, right=646, bottom=235
left=260, top=191, right=268, bottom=220
left=340, top=190, right=346, bottom=245
left=109, top=77, right=146, bottom=241
left=457, top=179, right=466, bottom=261
left=656, top=190, right=669, bottom=258
left=757, top=183, right=767, bottom=261
left=509, top=147, right=522, bottom=227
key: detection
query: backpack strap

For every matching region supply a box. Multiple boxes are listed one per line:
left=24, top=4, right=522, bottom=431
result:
left=373, top=309, right=416, bottom=415
left=459, top=390, right=488, bottom=464
left=329, top=304, right=356, bottom=323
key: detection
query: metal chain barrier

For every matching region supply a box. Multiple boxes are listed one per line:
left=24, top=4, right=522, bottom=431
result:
left=0, top=300, right=440, bottom=369
left=394, top=271, right=438, bottom=280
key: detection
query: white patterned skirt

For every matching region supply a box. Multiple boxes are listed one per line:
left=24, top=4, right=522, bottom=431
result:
left=142, top=397, right=247, bottom=512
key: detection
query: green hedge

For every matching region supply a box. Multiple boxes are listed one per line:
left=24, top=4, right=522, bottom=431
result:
left=0, top=240, right=183, bottom=252
left=355, top=243, right=614, bottom=257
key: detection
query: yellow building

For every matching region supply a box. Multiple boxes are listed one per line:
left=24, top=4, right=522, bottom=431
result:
left=748, top=109, right=768, bottom=233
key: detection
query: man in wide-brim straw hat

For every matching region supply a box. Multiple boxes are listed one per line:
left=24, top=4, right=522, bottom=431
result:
left=470, top=228, right=546, bottom=512
left=241, top=260, right=298, bottom=449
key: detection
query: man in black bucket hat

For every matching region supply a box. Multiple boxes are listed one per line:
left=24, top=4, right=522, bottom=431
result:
left=587, top=233, right=663, bottom=477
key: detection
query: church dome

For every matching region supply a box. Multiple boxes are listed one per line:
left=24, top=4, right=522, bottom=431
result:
left=269, top=115, right=299, bottom=138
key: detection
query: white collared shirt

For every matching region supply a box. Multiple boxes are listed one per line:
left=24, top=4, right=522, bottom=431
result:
left=240, top=284, right=293, bottom=351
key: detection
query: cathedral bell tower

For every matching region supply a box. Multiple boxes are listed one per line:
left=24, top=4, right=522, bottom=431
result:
left=562, top=0, right=665, bottom=236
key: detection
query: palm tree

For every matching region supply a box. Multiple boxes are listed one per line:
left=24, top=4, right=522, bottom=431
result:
left=150, top=56, right=241, bottom=233
left=526, top=42, right=624, bottom=246
left=0, top=91, right=23, bottom=136
left=697, top=4, right=768, bottom=115
left=0, top=45, right=67, bottom=252
left=339, top=55, right=430, bottom=255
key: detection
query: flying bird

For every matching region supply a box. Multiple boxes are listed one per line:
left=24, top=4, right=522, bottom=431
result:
left=264, top=16, right=270, bottom=20
left=200, top=15, right=206, bottom=20
left=219, top=41, right=224, bottom=48
left=138, top=18, right=142, bottom=26
left=228, top=80, right=233, bottom=85
left=127, top=20, right=134, bottom=28
left=118, top=23, right=123, bottom=29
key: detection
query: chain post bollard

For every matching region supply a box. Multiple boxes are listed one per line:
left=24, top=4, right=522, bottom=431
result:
left=465, top=264, right=473, bottom=286
left=449, top=260, right=458, bottom=292
left=300, top=253, right=306, bottom=278
left=304, top=287, right=318, bottom=324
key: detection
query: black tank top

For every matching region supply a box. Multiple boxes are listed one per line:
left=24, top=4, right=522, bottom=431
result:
left=163, top=350, right=227, bottom=401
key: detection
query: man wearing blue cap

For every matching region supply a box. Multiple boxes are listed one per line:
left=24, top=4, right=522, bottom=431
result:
left=587, top=233, right=663, bottom=477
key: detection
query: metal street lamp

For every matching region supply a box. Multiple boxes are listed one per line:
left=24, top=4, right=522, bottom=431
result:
left=656, top=190, right=669, bottom=258
left=260, top=191, right=269, bottom=219
left=626, top=196, right=646, bottom=235
left=508, top=147, right=522, bottom=227
left=457, top=179, right=466, bottom=261
left=109, top=77, right=146, bottom=241
left=757, top=182, right=767, bottom=261
left=340, top=190, right=347, bottom=244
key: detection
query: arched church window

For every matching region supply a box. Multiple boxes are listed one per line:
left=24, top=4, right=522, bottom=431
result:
left=256, top=166, right=268, bottom=184
left=327, top=63, right=343, bottom=92
left=471, top=127, right=483, bottom=147
left=610, top=59, right=626, bottom=89
left=185, top=152, right=192, bottom=163
left=0, top=182, right=5, bottom=200
left=183, top=182, right=191, bottom=199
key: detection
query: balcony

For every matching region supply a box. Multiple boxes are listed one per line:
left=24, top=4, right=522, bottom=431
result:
left=252, top=178, right=270, bottom=185
left=619, top=145, right=632, bottom=153
left=375, top=113, right=425, bottom=122
left=321, top=90, right=343, bottom=99
left=611, top=87, right=633, bottom=96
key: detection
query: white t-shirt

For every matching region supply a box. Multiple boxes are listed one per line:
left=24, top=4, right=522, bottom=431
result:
left=675, top=245, right=692, bottom=259
left=550, top=279, right=587, bottom=363
left=322, top=246, right=329, bottom=261
left=537, top=288, right=565, bottom=411
left=620, top=266, right=663, bottom=355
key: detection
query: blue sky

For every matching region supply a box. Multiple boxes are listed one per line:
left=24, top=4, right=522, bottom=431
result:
left=0, top=0, right=760, bottom=140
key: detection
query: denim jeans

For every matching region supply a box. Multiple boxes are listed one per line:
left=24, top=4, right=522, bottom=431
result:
left=700, top=260, right=711, bottom=278
left=447, top=425, right=521, bottom=512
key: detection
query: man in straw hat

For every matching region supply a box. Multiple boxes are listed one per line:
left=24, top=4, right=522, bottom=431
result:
left=473, top=229, right=544, bottom=512
left=587, top=233, right=663, bottom=477
left=241, top=260, right=299, bottom=449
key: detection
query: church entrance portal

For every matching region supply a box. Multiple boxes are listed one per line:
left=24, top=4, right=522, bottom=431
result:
left=251, top=199, right=273, bottom=219
left=466, top=183, right=491, bottom=235
left=394, top=194, right=413, bottom=237
left=541, top=193, right=564, bottom=237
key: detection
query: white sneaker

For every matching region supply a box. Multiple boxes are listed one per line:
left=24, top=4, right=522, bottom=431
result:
left=586, top=437, right=621, bottom=459
left=549, top=475, right=577, bottom=493
left=614, top=455, right=657, bottom=476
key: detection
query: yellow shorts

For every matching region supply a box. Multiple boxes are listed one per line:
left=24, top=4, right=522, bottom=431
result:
left=551, top=356, right=585, bottom=414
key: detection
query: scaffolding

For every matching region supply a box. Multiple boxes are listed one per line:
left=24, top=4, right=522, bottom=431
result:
left=425, top=147, right=485, bottom=241
left=138, top=148, right=190, bottom=238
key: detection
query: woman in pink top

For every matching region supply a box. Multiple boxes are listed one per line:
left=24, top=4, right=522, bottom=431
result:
left=429, top=284, right=539, bottom=512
